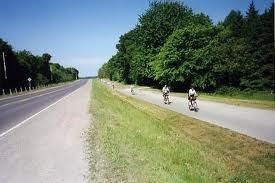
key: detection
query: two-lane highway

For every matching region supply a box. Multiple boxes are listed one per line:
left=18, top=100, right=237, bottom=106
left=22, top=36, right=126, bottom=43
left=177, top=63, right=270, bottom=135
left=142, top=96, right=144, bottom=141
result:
left=0, top=79, right=88, bottom=137
left=0, top=79, right=91, bottom=183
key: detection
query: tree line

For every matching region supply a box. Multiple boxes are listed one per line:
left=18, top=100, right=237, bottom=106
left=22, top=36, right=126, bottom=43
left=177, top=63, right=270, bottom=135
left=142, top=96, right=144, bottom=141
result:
left=0, top=39, right=79, bottom=91
left=98, top=1, right=274, bottom=92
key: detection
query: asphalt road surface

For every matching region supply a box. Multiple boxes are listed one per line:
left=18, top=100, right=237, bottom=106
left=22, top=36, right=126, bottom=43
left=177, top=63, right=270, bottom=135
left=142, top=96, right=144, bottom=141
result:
left=0, top=79, right=91, bottom=182
left=0, top=80, right=87, bottom=136
left=121, top=87, right=275, bottom=144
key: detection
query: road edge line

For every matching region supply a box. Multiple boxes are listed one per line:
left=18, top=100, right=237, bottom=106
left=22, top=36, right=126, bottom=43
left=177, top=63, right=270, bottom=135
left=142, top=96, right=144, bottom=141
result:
left=0, top=84, right=83, bottom=139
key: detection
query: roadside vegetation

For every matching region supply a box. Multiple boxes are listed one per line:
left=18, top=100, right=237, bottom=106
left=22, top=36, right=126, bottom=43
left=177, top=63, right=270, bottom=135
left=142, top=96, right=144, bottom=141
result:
left=88, top=80, right=275, bottom=182
left=98, top=1, right=274, bottom=96
left=0, top=39, right=79, bottom=94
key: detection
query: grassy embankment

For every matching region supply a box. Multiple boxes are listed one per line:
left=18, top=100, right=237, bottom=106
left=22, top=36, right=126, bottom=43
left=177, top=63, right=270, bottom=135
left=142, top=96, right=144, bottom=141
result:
left=88, top=80, right=275, bottom=182
left=198, top=92, right=274, bottom=110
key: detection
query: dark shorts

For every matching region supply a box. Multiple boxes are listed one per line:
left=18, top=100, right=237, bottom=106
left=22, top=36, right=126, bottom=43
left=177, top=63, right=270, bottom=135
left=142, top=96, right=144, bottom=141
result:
left=189, top=94, right=196, bottom=100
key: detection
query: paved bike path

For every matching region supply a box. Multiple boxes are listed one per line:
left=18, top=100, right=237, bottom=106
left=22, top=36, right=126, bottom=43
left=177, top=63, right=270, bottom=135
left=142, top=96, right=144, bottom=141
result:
left=120, top=87, right=275, bottom=144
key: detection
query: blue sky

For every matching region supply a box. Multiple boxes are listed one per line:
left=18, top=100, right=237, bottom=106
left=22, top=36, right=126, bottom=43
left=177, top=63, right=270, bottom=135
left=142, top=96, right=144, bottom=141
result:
left=0, top=0, right=272, bottom=76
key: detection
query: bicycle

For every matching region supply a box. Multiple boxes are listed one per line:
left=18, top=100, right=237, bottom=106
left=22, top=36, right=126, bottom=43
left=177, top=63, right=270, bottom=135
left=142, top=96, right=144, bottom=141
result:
left=188, top=96, right=198, bottom=111
left=163, top=93, right=170, bottom=104
left=131, top=87, right=135, bottom=95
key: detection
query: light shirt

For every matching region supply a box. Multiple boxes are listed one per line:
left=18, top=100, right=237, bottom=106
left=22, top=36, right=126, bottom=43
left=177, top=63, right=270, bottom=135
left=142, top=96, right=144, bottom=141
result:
left=189, top=88, right=196, bottom=96
left=162, top=87, right=169, bottom=94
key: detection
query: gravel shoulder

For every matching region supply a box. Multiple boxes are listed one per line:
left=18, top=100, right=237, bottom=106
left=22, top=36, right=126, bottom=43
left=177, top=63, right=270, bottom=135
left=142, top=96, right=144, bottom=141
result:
left=120, top=87, right=275, bottom=144
left=0, top=80, right=91, bottom=183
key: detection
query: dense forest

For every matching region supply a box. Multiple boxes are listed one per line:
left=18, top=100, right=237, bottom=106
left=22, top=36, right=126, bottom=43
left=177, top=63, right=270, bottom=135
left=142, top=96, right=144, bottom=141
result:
left=0, top=39, right=79, bottom=92
left=98, top=1, right=274, bottom=92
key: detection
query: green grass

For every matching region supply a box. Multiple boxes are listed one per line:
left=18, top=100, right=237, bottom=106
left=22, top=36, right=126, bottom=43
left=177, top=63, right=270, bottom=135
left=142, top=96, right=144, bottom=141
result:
left=198, top=92, right=274, bottom=109
left=88, top=80, right=275, bottom=182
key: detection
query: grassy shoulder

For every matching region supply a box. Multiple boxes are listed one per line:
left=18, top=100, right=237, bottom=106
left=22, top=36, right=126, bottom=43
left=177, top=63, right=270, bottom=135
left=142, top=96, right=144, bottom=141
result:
left=198, top=93, right=274, bottom=110
left=88, top=80, right=275, bottom=182
left=141, top=87, right=274, bottom=110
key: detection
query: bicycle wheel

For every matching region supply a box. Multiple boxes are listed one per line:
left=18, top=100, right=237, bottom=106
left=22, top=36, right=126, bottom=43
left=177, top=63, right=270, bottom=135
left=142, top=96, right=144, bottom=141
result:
left=193, top=101, right=198, bottom=111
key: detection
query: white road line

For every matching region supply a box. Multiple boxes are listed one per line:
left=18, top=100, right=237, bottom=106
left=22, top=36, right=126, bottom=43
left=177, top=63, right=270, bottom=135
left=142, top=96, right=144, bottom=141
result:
left=0, top=83, right=79, bottom=108
left=0, top=84, right=84, bottom=139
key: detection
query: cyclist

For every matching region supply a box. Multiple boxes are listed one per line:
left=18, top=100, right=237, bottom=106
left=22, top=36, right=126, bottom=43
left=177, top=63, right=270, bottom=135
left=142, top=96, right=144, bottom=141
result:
left=162, top=85, right=170, bottom=104
left=188, top=85, right=197, bottom=107
left=130, top=85, right=134, bottom=95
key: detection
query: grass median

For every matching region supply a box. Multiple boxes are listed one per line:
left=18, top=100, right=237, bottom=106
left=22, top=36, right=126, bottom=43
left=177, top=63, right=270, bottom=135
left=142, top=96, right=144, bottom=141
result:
left=88, top=80, right=275, bottom=182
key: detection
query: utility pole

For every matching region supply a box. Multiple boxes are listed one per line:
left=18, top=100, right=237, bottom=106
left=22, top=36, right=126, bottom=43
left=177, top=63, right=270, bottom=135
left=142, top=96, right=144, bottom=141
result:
left=2, top=52, right=7, bottom=79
